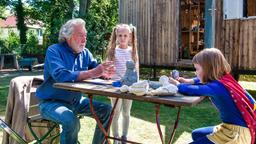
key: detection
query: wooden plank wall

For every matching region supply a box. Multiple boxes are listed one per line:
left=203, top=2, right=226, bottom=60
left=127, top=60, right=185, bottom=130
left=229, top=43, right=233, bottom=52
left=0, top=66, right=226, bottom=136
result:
left=119, top=0, right=179, bottom=67
left=119, top=0, right=256, bottom=71
left=215, top=0, right=256, bottom=71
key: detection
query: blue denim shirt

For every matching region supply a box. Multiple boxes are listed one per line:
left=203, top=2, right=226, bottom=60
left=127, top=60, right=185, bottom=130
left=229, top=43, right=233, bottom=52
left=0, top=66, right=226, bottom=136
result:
left=36, top=42, right=98, bottom=103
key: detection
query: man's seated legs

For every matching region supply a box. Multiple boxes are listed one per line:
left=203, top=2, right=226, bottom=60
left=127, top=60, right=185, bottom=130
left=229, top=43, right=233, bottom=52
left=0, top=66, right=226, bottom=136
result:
left=39, top=100, right=81, bottom=144
left=39, top=97, right=112, bottom=144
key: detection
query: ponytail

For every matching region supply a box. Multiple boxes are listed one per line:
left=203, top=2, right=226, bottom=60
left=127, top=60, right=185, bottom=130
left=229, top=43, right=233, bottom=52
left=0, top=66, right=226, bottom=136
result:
left=106, top=27, right=117, bottom=61
left=129, top=24, right=139, bottom=71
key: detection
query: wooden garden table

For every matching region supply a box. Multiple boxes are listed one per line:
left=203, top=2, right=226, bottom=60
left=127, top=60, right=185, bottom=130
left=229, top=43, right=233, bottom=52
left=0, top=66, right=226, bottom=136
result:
left=54, top=81, right=204, bottom=144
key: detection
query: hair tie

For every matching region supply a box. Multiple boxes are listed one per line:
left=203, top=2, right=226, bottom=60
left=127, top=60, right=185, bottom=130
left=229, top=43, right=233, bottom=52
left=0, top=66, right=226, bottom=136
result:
left=129, top=24, right=134, bottom=31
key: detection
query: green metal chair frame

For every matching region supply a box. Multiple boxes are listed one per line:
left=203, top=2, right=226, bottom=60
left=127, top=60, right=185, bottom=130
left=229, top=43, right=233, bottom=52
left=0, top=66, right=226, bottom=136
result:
left=27, top=114, right=82, bottom=144
left=0, top=118, right=27, bottom=144
left=27, top=113, right=60, bottom=144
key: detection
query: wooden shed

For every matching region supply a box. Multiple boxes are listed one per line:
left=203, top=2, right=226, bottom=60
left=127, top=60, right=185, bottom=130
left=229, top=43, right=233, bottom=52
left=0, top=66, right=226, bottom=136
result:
left=119, top=0, right=256, bottom=75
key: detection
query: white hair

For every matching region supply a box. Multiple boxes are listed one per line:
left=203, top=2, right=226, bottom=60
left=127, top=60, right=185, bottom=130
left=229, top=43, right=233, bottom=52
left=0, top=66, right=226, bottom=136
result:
left=58, top=18, right=86, bottom=43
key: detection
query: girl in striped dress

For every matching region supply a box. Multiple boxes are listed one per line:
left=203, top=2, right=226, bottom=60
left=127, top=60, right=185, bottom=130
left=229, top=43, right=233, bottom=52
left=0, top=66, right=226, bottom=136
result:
left=105, top=24, right=139, bottom=144
left=169, top=48, right=256, bottom=144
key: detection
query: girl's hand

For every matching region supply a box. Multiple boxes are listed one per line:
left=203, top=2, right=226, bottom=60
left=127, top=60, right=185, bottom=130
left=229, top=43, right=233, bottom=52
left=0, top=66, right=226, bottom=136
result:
left=177, top=77, right=188, bottom=83
left=168, top=77, right=180, bottom=86
left=177, top=77, right=194, bottom=84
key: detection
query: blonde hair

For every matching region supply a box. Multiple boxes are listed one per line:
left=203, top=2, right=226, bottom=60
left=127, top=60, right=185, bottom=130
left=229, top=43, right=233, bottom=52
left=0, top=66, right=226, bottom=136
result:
left=106, top=24, right=139, bottom=70
left=58, top=18, right=87, bottom=43
left=192, top=48, right=231, bottom=83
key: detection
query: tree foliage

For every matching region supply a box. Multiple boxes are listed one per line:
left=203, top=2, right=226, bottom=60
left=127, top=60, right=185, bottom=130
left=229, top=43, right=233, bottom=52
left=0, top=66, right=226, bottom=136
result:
left=27, top=0, right=118, bottom=59
left=27, top=0, right=75, bottom=44
left=0, top=6, right=6, bottom=19
left=0, top=0, right=12, bottom=27
left=0, top=0, right=28, bottom=45
left=2, top=0, right=118, bottom=58
left=84, top=0, right=118, bottom=60
left=14, top=0, right=27, bottom=44
left=0, top=0, right=9, bottom=19
left=23, top=31, right=40, bottom=54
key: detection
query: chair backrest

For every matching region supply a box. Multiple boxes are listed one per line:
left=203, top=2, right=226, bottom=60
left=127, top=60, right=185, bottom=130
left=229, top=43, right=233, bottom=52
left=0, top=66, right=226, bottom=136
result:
left=27, top=77, right=43, bottom=117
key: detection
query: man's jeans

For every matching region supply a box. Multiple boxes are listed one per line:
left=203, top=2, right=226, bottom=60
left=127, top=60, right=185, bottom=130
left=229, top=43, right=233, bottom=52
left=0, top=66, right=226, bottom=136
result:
left=39, top=97, right=112, bottom=144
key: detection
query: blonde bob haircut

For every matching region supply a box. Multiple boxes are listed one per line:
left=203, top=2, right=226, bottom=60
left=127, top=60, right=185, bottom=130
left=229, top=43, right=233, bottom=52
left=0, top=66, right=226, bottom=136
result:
left=192, top=48, right=231, bottom=83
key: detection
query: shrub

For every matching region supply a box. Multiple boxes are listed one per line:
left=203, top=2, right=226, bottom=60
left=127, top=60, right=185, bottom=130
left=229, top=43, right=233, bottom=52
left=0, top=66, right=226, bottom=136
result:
left=0, top=31, right=20, bottom=54
left=23, top=31, right=39, bottom=54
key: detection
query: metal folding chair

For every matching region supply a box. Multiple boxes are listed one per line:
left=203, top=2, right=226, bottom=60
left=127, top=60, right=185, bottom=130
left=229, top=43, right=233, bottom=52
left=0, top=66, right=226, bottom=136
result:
left=27, top=77, right=82, bottom=144
left=26, top=77, right=60, bottom=144
left=1, top=76, right=59, bottom=144
left=0, top=118, right=27, bottom=144
left=2, top=76, right=82, bottom=144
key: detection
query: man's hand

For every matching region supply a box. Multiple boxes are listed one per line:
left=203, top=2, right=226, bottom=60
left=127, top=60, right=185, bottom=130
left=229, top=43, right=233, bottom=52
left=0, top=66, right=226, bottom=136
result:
left=168, top=77, right=180, bottom=86
left=77, top=61, right=115, bottom=81
left=101, top=61, right=115, bottom=79
left=91, top=61, right=115, bottom=78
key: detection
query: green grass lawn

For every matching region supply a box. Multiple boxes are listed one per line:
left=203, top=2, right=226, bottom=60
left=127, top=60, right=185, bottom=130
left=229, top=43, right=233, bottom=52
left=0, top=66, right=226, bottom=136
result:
left=0, top=69, right=255, bottom=144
